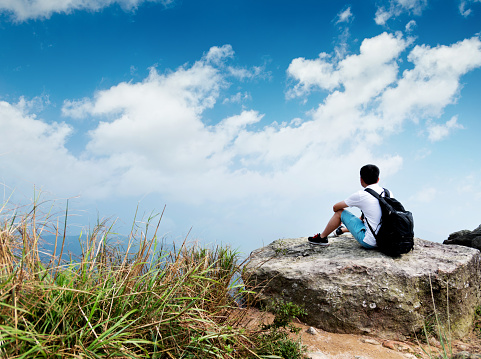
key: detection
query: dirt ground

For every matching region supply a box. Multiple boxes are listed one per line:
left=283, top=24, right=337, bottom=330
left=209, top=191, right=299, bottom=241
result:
left=240, top=307, right=481, bottom=359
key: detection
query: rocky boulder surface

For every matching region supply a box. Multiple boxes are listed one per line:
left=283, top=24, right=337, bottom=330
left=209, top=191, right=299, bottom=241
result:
left=444, top=225, right=481, bottom=251
left=244, top=235, right=481, bottom=340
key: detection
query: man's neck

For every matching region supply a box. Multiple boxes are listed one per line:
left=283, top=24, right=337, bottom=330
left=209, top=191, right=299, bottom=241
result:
left=362, top=181, right=379, bottom=189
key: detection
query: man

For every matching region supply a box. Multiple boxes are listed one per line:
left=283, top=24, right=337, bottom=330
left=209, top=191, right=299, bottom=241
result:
left=308, top=164, right=385, bottom=248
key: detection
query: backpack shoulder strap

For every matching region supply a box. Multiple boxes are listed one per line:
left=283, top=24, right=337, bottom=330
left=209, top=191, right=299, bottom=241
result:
left=363, top=187, right=389, bottom=240
left=364, top=214, right=378, bottom=240
left=365, top=187, right=390, bottom=198
left=364, top=187, right=380, bottom=198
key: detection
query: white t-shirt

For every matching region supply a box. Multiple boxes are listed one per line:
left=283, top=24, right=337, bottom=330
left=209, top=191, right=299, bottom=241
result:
left=344, top=183, right=389, bottom=247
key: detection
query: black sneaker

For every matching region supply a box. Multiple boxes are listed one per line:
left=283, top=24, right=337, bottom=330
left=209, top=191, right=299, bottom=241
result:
left=335, top=226, right=344, bottom=236
left=308, top=233, right=329, bottom=246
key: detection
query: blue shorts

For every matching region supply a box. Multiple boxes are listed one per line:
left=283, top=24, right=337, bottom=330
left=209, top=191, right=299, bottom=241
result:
left=341, top=210, right=376, bottom=249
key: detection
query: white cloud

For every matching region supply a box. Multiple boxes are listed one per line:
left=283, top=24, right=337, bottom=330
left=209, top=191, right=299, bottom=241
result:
left=459, top=0, right=481, bottom=17
left=336, top=6, right=353, bottom=24
left=460, top=1, right=472, bottom=16
left=375, top=0, right=428, bottom=25
left=56, top=40, right=406, bottom=203
left=381, top=36, right=481, bottom=125
left=334, top=29, right=352, bottom=61
left=3, top=33, right=481, bottom=211
left=427, top=116, right=464, bottom=142
left=374, top=8, right=391, bottom=26
left=0, top=0, right=174, bottom=21
left=228, top=66, right=264, bottom=81
left=204, top=45, right=235, bottom=65
left=285, top=32, right=481, bottom=191
left=405, top=20, right=417, bottom=32
left=222, top=92, right=251, bottom=105
left=286, top=53, right=340, bottom=98
left=288, top=32, right=409, bottom=137
left=61, top=36, right=413, bottom=203
left=62, top=97, right=95, bottom=119
left=0, top=99, right=108, bottom=197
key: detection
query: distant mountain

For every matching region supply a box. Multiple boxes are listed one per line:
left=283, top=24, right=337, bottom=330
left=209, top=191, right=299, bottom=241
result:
left=40, top=234, right=174, bottom=261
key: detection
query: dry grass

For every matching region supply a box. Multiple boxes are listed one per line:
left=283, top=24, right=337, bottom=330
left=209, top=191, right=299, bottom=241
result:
left=0, top=199, right=280, bottom=358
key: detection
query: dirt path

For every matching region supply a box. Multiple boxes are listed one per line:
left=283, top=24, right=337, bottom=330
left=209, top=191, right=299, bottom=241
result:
left=240, top=308, right=481, bottom=359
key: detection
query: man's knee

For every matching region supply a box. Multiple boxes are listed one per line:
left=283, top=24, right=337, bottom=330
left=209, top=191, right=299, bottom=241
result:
left=334, top=208, right=344, bottom=218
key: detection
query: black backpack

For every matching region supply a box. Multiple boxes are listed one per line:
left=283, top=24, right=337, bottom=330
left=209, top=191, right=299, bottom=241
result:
left=364, top=188, right=414, bottom=257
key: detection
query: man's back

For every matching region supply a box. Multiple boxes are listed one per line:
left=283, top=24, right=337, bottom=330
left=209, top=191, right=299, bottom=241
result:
left=344, top=183, right=387, bottom=247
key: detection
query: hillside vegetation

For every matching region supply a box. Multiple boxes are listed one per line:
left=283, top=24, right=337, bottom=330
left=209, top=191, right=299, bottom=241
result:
left=0, top=200, right=307, bottom=358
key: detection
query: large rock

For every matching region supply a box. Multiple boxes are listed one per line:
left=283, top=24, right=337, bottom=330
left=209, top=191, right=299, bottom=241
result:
left=244, top=235, right=481, bottom=340
left=444, top=225, right=481, bottom=251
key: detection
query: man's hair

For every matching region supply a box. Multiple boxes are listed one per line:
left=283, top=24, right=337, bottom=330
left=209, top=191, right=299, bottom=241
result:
left=360, top=164, right=380, bottom=185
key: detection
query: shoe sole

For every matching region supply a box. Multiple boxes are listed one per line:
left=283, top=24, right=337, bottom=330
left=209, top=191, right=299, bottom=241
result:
left=308, top=241, right=330, bottom=246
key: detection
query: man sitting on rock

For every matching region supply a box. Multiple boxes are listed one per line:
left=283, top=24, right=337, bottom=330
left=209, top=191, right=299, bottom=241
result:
left=308, top=164, right=385, bottom=248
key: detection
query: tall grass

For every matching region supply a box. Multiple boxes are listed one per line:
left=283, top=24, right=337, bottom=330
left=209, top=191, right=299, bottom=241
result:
left=0, top=199, right=305, bottom=358
left=415, top=274, right=454, bottom=359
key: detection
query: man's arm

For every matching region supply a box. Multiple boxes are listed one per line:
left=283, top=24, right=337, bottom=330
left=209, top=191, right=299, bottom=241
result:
left=333, top=201, right=348, bottom=212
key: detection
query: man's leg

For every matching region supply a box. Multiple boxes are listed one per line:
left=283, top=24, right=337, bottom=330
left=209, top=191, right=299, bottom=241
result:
left=340, top=210, right=375, bottom=249
left=320, top=210, right=343, bottom=238
left=308, top=210, right=343, bottom=245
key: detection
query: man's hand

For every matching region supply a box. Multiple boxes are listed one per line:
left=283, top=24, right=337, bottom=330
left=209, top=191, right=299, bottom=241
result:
left=333, top=201, right=348, bottom=212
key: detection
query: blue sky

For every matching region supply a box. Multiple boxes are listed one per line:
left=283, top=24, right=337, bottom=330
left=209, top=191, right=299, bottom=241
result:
left=1, top=0, right=481, bottom=255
